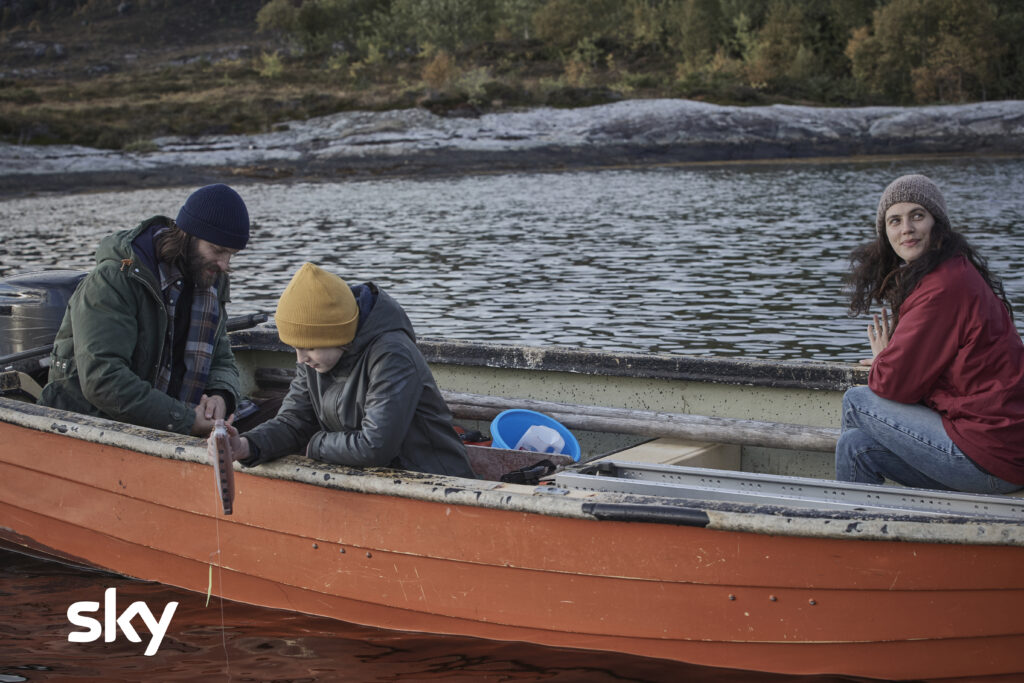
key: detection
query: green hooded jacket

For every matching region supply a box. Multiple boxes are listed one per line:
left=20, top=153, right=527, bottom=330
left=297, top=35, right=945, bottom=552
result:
left=37, top=218, right=240, bottom=434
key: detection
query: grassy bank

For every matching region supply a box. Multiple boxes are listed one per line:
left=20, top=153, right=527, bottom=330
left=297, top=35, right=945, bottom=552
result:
left=2, top=0, right=1023, bottom=151
left=0, top=2, right=706, bottom=150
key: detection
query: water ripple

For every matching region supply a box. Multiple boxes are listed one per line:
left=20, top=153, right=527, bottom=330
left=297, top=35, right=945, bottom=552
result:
left=1, top=157, right=1021, bottom=362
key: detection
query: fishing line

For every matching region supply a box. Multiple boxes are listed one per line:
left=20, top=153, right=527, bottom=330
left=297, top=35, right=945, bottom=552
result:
left=208, top=418, right=236, bottom=680
left=209, top=502, right=232, bottom=680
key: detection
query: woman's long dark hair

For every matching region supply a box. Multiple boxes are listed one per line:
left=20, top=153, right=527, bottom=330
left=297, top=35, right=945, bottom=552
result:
left=846, top=217, right=1013, bottom=324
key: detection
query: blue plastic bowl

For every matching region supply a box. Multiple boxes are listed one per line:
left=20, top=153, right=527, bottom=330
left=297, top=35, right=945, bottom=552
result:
left=489, top=409, right=581, bottom=461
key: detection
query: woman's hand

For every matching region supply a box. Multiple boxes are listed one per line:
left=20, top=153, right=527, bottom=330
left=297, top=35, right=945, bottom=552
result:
left=206, top=418, right=251, bottom=462
left=860, top=308, right=891, bottom=366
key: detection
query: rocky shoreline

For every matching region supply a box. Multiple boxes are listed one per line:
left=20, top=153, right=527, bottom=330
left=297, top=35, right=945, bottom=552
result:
left=3, top=98, right=1023, bottom=197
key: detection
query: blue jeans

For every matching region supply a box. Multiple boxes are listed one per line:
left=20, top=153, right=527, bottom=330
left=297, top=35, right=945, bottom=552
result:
left=835, top=386, right=1022, bottom=494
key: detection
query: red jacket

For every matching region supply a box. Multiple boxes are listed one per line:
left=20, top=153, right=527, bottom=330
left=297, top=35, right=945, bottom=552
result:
left=870, top=254, right=1024, bottom=485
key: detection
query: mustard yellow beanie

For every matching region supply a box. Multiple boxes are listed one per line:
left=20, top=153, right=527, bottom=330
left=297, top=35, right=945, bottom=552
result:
left=275, top=263, right=359, bottom=348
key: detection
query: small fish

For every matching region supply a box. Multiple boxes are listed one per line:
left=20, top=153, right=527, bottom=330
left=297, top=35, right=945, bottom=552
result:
left=211, top=419, right=235, bottom=515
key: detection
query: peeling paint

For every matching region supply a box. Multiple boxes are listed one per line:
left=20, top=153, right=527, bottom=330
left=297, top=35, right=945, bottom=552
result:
left=232, top=328, right=867, bottom=392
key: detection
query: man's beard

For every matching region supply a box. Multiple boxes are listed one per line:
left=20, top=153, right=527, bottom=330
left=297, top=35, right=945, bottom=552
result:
left=188, top=242, right=222, bottom=289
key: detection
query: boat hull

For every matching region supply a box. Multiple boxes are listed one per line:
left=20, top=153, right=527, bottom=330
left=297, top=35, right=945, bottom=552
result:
left=2, top=406, right=1023, bottom=681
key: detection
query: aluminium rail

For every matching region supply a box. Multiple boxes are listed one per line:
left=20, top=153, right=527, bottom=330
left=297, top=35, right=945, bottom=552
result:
left=557, top=460, right=1024, bottom=520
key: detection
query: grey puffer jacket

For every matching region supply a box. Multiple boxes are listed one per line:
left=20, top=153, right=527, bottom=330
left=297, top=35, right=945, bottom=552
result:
left=243, top=284, right=476, bottom=478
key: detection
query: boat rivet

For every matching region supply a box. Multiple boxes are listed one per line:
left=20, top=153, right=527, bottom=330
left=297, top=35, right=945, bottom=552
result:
left=339, top=547, right=345, bottom=554
left=769, top=595, right=777, bottom=602
left=312, top=543, right=318, bottom=549
left=728, top=594, right=735, bottom=601
left=366, top=551, right=372, bottom=558
left=808, top=599, right=816, bottom=606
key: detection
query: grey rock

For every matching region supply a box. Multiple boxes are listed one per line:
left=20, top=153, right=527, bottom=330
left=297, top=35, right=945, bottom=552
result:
left=1, top=99, right=1022, bottom=195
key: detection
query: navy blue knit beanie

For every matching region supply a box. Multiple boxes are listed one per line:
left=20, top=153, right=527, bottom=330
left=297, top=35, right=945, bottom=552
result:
left=175, top=184, right=250, bottom=250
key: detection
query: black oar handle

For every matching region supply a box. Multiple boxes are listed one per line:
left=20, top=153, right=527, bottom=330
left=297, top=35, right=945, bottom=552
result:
left=226, top=312, right=269, bottom=332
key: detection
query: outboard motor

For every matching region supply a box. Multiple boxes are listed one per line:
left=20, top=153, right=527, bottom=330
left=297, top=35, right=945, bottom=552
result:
left=0, top=270, right=87, bottom=358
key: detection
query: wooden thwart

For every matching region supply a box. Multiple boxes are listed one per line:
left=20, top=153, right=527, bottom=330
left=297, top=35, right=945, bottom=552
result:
left=443, top=391, right=839, bottom=452
left=251, top=369, right=839, bottom=453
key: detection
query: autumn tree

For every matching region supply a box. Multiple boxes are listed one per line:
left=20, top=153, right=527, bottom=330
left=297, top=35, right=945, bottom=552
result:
left=846, top=0, right=1001, bottom=103
left=987, top=0, right=1024, bottom=99
left=911, top=0, right=1000, bottom=102
left=744, top=0, right=813, bottom=88
left=392, top=0, right=499, bottom=54
left=530, top=0, right=631, bottom=51
left=665, top=0, right=728, bottom=64
left=256, top=0, right=389, bottom=57
left=247, top=0, right=1021, bottom=105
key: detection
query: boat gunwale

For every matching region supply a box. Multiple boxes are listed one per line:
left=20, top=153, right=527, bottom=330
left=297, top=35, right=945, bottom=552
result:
left=4, top=396, right=1023, bottom=548
left=230, top=327, right=868, bottom=392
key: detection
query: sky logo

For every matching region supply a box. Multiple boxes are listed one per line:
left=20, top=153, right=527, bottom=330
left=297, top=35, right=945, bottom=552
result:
left=67, top=587, right=178, bottom=656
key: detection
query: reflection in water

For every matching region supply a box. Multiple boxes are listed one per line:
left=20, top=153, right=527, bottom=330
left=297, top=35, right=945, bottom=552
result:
left=0, top=548, right=872, bottom=682
left=0, top=158, right=1021, bottom=363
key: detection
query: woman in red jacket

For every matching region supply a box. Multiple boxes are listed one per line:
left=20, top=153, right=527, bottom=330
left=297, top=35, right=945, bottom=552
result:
left=836, top=174, right=1024, bottom=493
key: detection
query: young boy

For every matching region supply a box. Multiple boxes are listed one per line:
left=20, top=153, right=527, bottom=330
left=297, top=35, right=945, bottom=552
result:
left=216, top=262, right=476, bottom=478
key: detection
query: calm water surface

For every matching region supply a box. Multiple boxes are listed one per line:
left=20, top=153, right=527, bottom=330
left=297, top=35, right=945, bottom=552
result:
left=2, top=157, right=1022, bottom=362
left=1, top=158, right=1020, bottom=681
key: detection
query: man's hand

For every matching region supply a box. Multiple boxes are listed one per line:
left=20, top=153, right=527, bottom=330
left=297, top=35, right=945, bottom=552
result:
left=191, top=394, right=228, bottom=436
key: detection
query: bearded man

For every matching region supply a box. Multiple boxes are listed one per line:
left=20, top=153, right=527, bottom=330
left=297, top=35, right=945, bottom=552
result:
left=39, top=184, right=250, bottom=436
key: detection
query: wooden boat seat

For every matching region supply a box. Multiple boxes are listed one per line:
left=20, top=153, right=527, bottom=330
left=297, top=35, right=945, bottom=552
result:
left=591, top=437, right=740, bottom=469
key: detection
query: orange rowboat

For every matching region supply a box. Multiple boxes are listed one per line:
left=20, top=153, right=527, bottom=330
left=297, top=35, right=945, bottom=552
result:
left=1, top=327, right=1022, bottom=681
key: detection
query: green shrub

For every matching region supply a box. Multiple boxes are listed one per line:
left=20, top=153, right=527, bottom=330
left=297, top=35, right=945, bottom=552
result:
left=257, top=51, right=284, bottom=79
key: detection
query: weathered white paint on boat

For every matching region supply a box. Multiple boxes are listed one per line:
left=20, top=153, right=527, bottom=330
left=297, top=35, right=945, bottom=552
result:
left=3, top=396, right=1021, bottom=547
